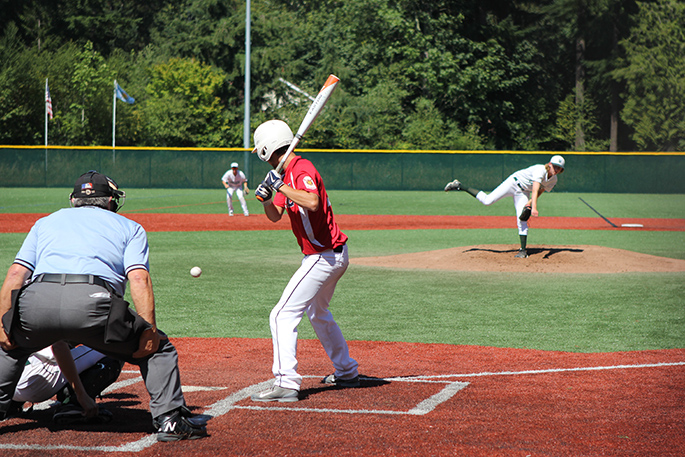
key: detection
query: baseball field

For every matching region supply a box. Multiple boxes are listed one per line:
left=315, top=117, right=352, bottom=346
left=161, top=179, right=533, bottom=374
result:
left=0, top=188, right=684, bottom=456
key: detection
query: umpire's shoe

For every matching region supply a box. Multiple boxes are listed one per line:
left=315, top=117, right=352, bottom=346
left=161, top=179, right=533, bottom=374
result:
left=154, top=407, right=208, bottom=441
left=322, top=374, right=360, bottom=388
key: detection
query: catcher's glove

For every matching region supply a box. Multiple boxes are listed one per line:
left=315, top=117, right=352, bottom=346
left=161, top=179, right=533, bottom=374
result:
left=519, top=205, right=532, bottom=221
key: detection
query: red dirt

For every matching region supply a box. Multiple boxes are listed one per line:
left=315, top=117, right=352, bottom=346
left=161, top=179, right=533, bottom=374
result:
left=1, top=339, right=683, bottom=456
left=2, top=213, right=684, bottom=233
left=351, top=244, right=685, bottom=273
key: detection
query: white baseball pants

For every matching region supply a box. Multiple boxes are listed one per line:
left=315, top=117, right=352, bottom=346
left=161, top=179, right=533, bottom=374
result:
left=476, top=176, right=531, bottom=235
left=13, top=346, right=106, bottom=403
left=226, top=187, right=249, bottom=215
left=270, top=245, right=358, bottom=390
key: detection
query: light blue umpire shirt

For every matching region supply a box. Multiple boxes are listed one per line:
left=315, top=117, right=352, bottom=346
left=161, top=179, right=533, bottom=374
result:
left=13, top=206, right=149, bottom=296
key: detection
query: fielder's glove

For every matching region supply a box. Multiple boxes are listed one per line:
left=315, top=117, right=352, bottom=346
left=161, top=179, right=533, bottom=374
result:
left=519, top=205, right=532, bottom=221
left=264, top=170, right=284, bottom=191
left=255, top=183, right=273, bottom=202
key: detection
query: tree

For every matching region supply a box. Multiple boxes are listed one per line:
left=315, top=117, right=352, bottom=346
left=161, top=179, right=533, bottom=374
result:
left=60, top=41, right=113, bottom=145
left=614, top=0, right=685, bottom=151
left=142, top=57, right=233, bottom=146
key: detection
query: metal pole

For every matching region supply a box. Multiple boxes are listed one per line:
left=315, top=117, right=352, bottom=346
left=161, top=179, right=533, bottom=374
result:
left=44, top=78, right=48, bottom=183
left=112, top=80, right=117, bottom=164
left=243, top=0, right=251, bottom=178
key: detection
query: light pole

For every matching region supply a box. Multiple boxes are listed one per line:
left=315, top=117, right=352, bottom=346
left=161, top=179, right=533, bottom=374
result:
left=243, top=0, right=251, bottom=177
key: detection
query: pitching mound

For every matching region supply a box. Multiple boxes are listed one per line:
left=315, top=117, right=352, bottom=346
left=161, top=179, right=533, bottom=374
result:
left=350, top=245, right=685, bottom=273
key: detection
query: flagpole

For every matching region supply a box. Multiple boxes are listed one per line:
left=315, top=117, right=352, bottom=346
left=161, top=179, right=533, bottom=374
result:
left=112, top=80, right=117, bottom=164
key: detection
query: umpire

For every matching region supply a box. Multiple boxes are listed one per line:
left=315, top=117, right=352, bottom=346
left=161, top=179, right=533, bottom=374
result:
left=0, top=171, right=207, bottom=441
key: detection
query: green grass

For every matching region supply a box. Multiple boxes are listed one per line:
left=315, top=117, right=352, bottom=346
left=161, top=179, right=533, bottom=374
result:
left=1, top=188, right=684, bottom=353
left=3, top=187, right=685, bottom=218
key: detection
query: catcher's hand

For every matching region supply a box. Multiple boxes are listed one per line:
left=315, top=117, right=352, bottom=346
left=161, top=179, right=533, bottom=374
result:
left=519, top=205, right=532, bottom=221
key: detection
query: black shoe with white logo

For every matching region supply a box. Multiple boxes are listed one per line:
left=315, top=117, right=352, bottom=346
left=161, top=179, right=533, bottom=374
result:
left=154, top=407, right=208, bottom=441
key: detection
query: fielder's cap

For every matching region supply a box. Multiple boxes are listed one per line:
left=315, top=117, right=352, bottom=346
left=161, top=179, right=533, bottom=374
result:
left=550, top=155, right=565, bottom=170
left=71, top=170, right=123, bottom=198
left=252, top=119, right=293, bottom=162
left=231, top=162, right=239, bottom=168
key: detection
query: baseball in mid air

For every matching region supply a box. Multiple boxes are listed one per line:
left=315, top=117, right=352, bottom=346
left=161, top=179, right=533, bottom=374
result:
left=190, top=266, right=202, bottom=278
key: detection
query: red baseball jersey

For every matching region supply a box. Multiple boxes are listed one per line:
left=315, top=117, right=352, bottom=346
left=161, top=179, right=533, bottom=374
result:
left=273, top=156, right=347, bottom=255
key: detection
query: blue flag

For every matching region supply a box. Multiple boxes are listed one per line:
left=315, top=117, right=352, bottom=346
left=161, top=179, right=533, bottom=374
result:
left=115, top=81, right=135, bottom=104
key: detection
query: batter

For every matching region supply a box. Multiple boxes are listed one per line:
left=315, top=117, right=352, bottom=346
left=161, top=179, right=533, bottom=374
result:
left=250, top=119, right=359, bottom=402
left=445, top=155, right=565, bottom=258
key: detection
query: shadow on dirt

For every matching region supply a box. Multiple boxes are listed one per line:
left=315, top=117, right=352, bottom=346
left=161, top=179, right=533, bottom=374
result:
left=299, top=375, right=390, bottom=400
left=463, top=247, right=585, bottom=259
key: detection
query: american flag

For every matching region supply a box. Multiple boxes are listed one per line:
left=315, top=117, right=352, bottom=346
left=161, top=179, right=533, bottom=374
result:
left=45, top=81, right=53, bottom=119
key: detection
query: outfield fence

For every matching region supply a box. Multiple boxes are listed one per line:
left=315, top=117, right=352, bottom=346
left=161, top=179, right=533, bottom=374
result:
left=1, top=146, right=683, bottom=193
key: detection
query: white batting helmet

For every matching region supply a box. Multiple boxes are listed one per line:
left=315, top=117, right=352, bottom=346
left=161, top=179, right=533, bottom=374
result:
left=252, top=120, right=293, bottom=162
left=230, top=162, right=239, bottom=168
left=550, top=155, right=565, bottom=170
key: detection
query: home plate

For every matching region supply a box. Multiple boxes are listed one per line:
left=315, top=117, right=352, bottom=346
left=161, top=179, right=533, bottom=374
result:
left=182, top=386, right=230, bottom=392
left=621, top=223, right=644, bottom=228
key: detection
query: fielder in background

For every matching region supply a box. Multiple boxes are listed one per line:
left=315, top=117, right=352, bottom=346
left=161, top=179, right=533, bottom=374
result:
left=0, top=170, right=207, bottom=441
left=221, top=161, right=250, bottom=216
left=10, top=342, right=123, bottom=424
left=444, top=155, right=566, bottom=258
left=251, top=119, right=359, bottom=402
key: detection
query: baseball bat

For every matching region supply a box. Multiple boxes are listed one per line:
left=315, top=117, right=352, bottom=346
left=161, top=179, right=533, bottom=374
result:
left=274, top=74, right=340, bottom=174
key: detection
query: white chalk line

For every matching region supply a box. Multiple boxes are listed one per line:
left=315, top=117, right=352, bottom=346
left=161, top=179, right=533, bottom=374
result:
left=389, top=361, right=685, bottom=381
left=2, top=361, right=682, bottom=452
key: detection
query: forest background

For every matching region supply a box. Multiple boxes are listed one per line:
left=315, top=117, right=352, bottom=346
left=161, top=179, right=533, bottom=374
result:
left=0, top=0, right=683, bottom=153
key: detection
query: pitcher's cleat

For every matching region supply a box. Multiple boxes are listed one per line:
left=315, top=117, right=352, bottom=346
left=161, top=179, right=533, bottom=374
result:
left=444, top=179, right=462, bottom=192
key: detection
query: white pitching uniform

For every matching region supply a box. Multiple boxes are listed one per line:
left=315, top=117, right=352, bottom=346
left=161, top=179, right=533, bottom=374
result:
left=476, top=164, right=558, bottom=235
left=222, top=164, right=249, bottom=216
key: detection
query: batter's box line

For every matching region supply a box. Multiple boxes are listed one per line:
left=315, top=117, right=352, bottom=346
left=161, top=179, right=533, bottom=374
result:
left=391, top=361, right=685, bottom=381
left=0, top=377, right=466, bottom=452
left=232, top=376, right=469, bottom=416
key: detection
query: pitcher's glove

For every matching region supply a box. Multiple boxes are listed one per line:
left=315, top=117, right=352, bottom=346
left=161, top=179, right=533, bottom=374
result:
left=519, top=205, right=532, bottom=221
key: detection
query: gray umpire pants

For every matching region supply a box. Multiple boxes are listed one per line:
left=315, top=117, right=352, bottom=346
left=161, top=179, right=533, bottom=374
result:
left=0, top=281, right=185, bottom=419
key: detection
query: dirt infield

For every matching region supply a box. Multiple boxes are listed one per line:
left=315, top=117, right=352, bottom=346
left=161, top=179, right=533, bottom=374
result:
left=351, top=244, right=685, bottom=273
left=2, top=213, right=685, bottom=233
left=1, top=339, right=683, bottom=456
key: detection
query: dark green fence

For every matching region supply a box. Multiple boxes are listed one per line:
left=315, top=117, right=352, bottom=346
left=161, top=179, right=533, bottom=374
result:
left=1, top=147, right=683, bottom=193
